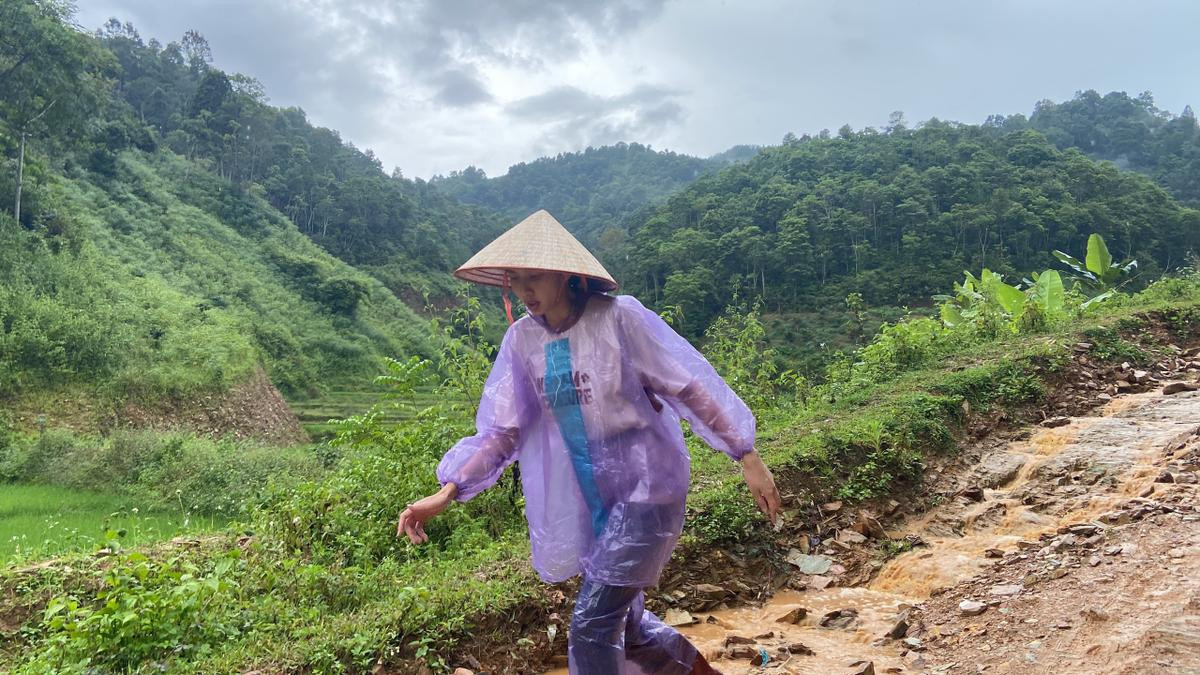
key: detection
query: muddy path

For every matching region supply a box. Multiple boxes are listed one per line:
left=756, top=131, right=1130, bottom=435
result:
left=663, top=382, right=1200, bottom=674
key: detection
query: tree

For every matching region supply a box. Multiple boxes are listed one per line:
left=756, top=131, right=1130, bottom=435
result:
left=0, top=0, right=114, bottom=222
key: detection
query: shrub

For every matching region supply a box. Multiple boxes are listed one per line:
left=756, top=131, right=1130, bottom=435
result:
left=28, top=552, right=243, bottom=672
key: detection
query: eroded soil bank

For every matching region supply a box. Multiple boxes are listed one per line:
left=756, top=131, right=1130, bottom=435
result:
left=656, top=377, right=1200, bottom=673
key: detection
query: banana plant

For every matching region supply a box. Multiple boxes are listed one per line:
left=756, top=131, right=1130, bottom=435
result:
left=939, top=268, right=1065, bottom=329
left=938, top=269, right=1025, bottom=327
left=1053, top=233, right=1137, bottom=307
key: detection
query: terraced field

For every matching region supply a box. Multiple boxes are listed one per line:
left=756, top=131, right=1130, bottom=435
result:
left=288, top=387, right=463, bottom=440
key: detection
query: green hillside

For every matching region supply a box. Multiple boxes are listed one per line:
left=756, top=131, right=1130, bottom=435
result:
left=1005, top=90, right=1200, bottom=207
left=430, top=142, right=756, bottom=253
left=621, top=116, right=1200, bottom=347
left=0, top=2, right=489, bottom=418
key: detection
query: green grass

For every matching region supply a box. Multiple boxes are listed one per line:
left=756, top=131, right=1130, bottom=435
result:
left=0, top=484, right=223, bottom=564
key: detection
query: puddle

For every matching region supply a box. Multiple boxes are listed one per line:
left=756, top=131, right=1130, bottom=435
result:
left=544, top=388, right=1200, bottom=673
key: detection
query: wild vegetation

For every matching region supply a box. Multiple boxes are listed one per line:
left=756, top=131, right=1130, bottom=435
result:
left=3, top=250, right=1196, bottom=672
left=3, top=2, right=1200, bottom=673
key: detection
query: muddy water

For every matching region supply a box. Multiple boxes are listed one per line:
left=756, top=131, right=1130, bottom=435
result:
left=545, top=388, right=1200, bottom=674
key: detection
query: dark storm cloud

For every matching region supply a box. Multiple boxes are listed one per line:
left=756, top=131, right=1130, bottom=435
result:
left=431, top=68, right=494, bottom=107
left=76, top=0, right=669, bottom=140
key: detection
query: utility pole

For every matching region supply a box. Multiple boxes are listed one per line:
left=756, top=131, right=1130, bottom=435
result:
left=13, top=99, right=55, bottom=224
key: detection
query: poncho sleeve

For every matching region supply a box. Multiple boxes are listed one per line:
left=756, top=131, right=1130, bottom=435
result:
left=617, top=295, right=756, bottom=460
left=437, top=325, right=540, bottom=501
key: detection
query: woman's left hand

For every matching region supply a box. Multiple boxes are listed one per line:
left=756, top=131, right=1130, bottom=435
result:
left=740, top=451, right=781, bottom=525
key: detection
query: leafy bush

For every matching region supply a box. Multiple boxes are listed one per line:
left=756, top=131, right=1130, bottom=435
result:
left=702, top=297, right=804, bottom=411
left=28, top=551, right=243, bottom=672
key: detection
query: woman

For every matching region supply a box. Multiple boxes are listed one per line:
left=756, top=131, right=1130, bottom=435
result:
left=398, top=210, right=781, bottom=674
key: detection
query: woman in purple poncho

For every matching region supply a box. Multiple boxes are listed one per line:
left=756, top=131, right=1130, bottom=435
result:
left=397, top=210, right=781, bottom=674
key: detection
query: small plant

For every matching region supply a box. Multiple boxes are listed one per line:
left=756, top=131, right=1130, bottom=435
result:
left=1053, top=233, right=1138, bottom=307
left=31, top=552, right=242, bottom=671
left=703, top=297, right=787, bottom=411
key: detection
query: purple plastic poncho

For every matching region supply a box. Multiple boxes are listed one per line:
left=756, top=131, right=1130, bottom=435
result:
left=436, top=293, right=755, bottom=587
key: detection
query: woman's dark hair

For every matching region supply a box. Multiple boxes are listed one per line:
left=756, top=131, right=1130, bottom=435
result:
left=568, top=275, right=586, bottom=292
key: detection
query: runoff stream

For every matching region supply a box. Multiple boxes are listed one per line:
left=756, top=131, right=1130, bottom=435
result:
left=546, top=385, right=1200, bottom=674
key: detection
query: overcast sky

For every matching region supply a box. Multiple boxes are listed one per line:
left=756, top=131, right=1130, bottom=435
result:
left=75, top=1, right=1200, bottom=179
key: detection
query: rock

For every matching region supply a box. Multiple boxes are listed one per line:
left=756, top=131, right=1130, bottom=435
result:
left=1165, top=382, right=1199, bottom=395
left=959, top=600, right=987, bottom=616
left=1074, top=342, right=1093, bottom=352
left=1132, top=369, right=1150, bottom=383
left=724, top=634, right=755, bottom=646
left=808, top=575, right=834, bottom=590
left=990, top=584, right=1023, bottom=596
left=984, top=548, right=1006, bottom=558
left=451, top=670, right=474, bottom=675
left=849, top=660, right=876, bottom=675
left=820, top=608, right=860, bottom=629
left=694, top=583, right=728, bottom=600
left=975, top=453, right=1028, bottom=488
left=785, top=551, right=833, bottom=575
left=838, top=529, right=868, bottom=545
left=776, top=607, right=808, bottom=624
left=821, top=501, right=843, bottom=513
left=958, top=485, right=987, bottom=502
left=1177, top=472, right=1199, bottom=484
left=726, top=645, right=756, bottom=659
left=1081, top=607, right=1109, bottom=622
left=885, top=499, right=901, bottom=515
left=1088, top=555, right=1102, bottom=567
left=1067, top=523, right=1103, bottom=536
left=785, top=641, right=815, bottom=655
left=750, top=648, right=771, bottom=666
left=753, top=630, right=775, bottom=640
left=1051, top=534, right=1078, bottom=552
left=852, top=511, right=889, bottom=539
left=885, top=615, right=910, bottom=639
left=1043, top=416, right=1072, bottom=428
left=903, top=637, right=924, bottom=650
left=1097, top=393, right=1113, bottom=402
left=664, top=609, right=697, bottom=626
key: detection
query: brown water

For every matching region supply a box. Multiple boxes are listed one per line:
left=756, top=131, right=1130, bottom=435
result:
left=546, top=387, right=1200, bottom=674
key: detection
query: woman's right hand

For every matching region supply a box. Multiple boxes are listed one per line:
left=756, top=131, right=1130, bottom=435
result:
left=397, top=483, right=457, bottom=545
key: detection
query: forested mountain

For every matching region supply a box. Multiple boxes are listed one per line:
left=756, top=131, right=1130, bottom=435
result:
left=1000, top=90, right=1200, bottom=207
left=431, top=143, right=760, bottom=251
left=82, top=17, right=508, bottom=301
left=622, top=116, right=1200, bottom=338
left=0, top=2, right=478, bottom=408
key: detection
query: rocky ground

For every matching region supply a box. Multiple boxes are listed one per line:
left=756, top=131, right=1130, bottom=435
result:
left=672, top=343, right=1200, bottom=674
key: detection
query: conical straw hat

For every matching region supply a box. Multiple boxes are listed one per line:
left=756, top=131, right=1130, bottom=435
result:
left=454, top=210, right=618, bottom=292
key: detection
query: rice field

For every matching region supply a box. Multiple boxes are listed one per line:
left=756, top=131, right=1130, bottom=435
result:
left=0, top=484, right=224, bottom=563
left=289, top=387, right=464, bottom=440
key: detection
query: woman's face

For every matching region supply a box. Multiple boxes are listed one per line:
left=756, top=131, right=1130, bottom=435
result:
left=508, top=270, right=568, bottom=316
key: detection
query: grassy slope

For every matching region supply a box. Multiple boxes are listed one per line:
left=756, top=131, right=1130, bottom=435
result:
left=2, top=148, right=438, bottom=429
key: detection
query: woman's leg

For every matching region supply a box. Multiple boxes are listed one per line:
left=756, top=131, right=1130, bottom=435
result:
left=623, top=592, right=698, bottom=674
left=569, top=579, right=641, bottom=674
left=568, top=579, right=705, bottom=675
